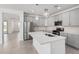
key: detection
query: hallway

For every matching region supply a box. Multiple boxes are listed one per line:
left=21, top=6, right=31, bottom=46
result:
left=0, top=33, right=37, bottom=54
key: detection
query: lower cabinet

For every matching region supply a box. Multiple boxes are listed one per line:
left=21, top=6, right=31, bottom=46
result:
left=67, top=34, right=79, bottom=48
left=60, top=32, right=79, bottom=48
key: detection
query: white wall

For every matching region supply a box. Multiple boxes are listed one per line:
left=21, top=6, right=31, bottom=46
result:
left=0, top=12, right=2, bottom=44
left=13, top=19, right=19, bottom=32
left=7, top=20, right=19, bottom=34
left=8, top=21, right=13, bottom=33
left=3, top=13, right=20, bottom=34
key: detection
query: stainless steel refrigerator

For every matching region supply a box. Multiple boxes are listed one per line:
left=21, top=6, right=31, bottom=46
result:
left=23, top=21, right=30, bottom=40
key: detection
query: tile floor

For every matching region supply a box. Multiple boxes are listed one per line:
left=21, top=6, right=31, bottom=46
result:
left=66, top=45, right=79, bottom=54
left=0, top=32, right=79, bottom=54
left=0, top=33, right=37, bottom=54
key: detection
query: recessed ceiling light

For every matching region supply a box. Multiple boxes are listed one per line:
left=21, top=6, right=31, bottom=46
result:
left=43, top=8, right=49, bottom=17
left=35, top=4, right=39, bottom=6
left=44, top=8, right=48, bottom=12
left=44, top=12, right=49, bottom=17
left=57, top=6, right=61, bottom=9
left=54, top=5, right=61, bottom=9
left=31, top=10, right=34, bottom=13
left=35, top=16, right=39, bottom=20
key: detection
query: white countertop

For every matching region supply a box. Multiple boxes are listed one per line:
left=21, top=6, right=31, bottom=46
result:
left=60, top=31, right=79, bottom=35
left=29, top=32, right=66, bottom=44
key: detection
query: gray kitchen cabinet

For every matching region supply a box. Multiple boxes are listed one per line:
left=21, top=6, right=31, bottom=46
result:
left=62, top=12, right=70, bottom=26
left=67, top=34, right=75, bottom=46
left=70, top=8, right=79, bottom=26
left=67, top=33, right=79, bottom=48
left=60, top=32, right=79, bottom=48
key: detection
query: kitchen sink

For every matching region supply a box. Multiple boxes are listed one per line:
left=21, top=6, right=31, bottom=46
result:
left=45, top=33, right=55, bottom=37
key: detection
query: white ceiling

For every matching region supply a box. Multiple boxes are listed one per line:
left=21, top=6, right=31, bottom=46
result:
left=0, top=4, right=78, bottom=15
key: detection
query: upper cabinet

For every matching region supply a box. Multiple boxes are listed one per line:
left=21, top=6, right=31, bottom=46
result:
left=33, top=17, right=45, bottom=27
left=54, top=15, right=59, bottom=21
left=47, top=16, right=55, bottom=26
left=54, top=8, right=79, bottom=26
left=38, top=17, right=46, bottom=26
left=27, top=8, right=79, bottom=27
left=54, top=14, right=62, bottom=21
left=58, top=14, right=62, bottom=21
left=62, top=12, right=70, bottom=26
left=27, top=16, right=45, bottom=27
left=70, top=8, right=79, bottom=26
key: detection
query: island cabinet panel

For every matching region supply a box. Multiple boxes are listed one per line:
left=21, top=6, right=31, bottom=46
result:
left=33, top=38, right=51, bottom=54
left=70, top=8, right=79, bottom=26
left=62, top=12, right=70, bottom=26
left=51, top=39, right=65, bottom=54
left=33, top=38, right=65, bottom=54
left=29, top=32, right=66, bottom=54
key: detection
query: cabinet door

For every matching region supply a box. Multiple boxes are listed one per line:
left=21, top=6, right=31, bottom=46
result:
left=62, top=12, right=70, bottom=26
left=38, top=17, right=45, bottom=26
left=28, top=17, right=45, bottom=27
left=47, top=16, right=55, bottom=26
left=54, top=15, right=59, bottom=21
left=70, top=8, right=79, bottom=26
left=67, top=34, right=79, bottom=48
left=54, top=14, right=62, bottom=21
left=58, top=14, right=62, bottom=21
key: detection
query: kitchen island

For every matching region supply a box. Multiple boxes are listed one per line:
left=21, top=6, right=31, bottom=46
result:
left=29, top=32, right=66, bottom=54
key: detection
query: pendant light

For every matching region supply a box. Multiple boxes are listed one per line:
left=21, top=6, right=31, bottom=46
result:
left=43, top=8, right=49, bottom=17
left=54, top=5, right=61, bottom=9
left=35, top=4, right=39, bottom=21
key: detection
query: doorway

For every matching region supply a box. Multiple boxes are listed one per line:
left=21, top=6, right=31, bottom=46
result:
left=2, top=13, right=20, bottom=47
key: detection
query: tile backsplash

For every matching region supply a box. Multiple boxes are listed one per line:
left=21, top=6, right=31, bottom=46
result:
left=32, top=26, right=79, bottom=34
left=64, top=27, right=79, bottom=34
left=33, top=26, right=56, bottom=33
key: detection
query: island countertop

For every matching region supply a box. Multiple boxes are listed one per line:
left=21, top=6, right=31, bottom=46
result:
left=29, top=32, right=66, bottom=44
